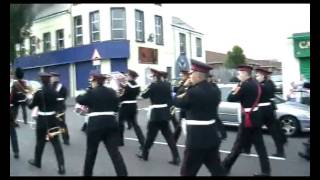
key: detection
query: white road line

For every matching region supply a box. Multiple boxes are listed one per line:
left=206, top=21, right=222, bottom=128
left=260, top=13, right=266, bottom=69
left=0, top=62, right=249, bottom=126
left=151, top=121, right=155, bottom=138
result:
left=124, top=137, right=286, bottom=161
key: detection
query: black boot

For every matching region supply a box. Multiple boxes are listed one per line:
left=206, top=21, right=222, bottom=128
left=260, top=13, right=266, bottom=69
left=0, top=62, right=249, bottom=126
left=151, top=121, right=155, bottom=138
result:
left=168, top=156, right=180, bottom=165
left=58, top=164, right=66, bottom=175
left=272, top=151, right=286, bottom=158
left=298, top=152, right=310, bottom=160
left=136, top=150, right=149, bottom=161
left=221, top=161, right=231, bottom=175
left=28, top=159, right=41, bottom=168
left=13, top=153, right=19, bottom=159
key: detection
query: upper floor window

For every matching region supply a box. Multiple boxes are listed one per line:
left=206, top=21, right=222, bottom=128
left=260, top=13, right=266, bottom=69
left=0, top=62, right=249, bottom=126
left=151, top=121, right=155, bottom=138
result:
left=43, top=32, right=51, bottom=52
left=179, top=33, right=186, bottom=54
left=135, top=10, right=144, bottom=42
left=155, top=15, right=163, bottom=45
left=30, top=36, right=36, bottom=55
left=196, top=37, right=202, bottom=57
left=90, top=11, right=100, bottom=43
left=74, top=15, right=83, bottom=46
left=111, top=8, right=126, bottom=40
left=56, top=29, right=64, bottom=50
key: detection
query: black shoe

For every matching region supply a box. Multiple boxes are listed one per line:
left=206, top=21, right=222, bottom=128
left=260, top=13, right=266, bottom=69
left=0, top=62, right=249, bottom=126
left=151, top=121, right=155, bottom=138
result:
left=119, top=141, right=124, bottom=146
left=58, top=165, right=66, bottom=175
left=221, top=162, right=231, bottom=175
left=64, top=141, right=70, bottom=145
left=28, top=159, right=41, bottom=168
left=298, top=152, right=310, bottom=160
left=242, top=149, right=251, bottom=154
left=272, top=152, right=286, bottom=158
left=168, top=157, right=180, bottom=165
left=253, top=172, right=270, bottom=176
left=24, top=122, right=28, bottom=124
left=303, top=142, right=309, bottom=147
left=14, top=153, right=19, bottom=159
left=136, top=151, right=148, bottom=161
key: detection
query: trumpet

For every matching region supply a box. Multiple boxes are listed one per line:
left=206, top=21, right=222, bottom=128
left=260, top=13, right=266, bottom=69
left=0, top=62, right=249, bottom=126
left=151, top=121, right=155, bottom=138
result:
left=45, top=127, right=65, bottom=141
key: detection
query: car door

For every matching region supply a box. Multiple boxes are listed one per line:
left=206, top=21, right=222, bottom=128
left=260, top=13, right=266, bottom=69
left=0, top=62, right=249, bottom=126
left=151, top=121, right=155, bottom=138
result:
left=218, top=86, right=241, bottom=125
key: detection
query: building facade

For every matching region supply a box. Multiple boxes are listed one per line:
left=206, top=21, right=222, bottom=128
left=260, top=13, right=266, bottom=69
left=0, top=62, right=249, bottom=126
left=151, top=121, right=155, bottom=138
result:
left=14, top=4, right=204, bottom=96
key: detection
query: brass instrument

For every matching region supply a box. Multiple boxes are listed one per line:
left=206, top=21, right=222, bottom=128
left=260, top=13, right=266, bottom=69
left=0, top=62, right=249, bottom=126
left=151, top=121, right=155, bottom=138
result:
left=45, top=127, right=65, bottom=141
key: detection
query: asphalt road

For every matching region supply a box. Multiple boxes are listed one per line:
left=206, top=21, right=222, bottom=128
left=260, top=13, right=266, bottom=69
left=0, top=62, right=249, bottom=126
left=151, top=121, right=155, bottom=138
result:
left=10, top=99, right=310, bottom=176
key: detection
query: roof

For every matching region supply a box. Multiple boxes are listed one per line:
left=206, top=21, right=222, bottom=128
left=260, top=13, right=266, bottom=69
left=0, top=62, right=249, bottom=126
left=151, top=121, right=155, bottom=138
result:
left=172, top=16, right=195, bottom=30
left=205, top=51, right=282, bottom=69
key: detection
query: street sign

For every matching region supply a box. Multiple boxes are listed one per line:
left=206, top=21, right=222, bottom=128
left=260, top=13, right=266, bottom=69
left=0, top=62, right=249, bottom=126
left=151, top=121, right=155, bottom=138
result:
left=91, top=48, right=101, bottom=66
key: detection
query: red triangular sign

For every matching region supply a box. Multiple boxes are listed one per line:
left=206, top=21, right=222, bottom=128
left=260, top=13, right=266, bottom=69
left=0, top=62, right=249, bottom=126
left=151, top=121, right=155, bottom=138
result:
left=91, top=49, right=101, bottom=60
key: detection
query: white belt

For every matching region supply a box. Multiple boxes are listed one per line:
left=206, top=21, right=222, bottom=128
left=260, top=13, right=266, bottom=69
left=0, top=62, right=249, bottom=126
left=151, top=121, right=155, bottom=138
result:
left=150, top=104, right=168, bottom=108
left=243, top=107, right=259, bottom=112
left=38, top=111, right=56, bottom=116
left=147, top=104, right=168, bottom=121
left=258, top=102, right=271, bottom=107
left=120, top=100, right=137, bottom=104
left=181, top=119, right=216, bottom=135
left=87, top=111, right=116, bottom=117
left=57, top=98, right=65, bottom=101
left=18, top=98, right=27, bottom=102
left=10, top=104, right=13, bottom=107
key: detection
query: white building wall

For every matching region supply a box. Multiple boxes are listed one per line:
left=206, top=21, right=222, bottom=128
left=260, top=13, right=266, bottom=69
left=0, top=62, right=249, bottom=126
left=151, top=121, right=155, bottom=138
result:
left=31, top=12, right=72, bottom=53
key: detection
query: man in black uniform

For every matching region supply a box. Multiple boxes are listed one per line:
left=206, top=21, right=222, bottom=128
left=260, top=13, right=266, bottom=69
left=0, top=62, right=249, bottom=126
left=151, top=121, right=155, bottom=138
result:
left=174, top=60, right=226, bottom=176
left=10, top=81, right=20, bottom=159
left=50, top=72, right=70, bottom=145
left=28, top=72, right=65, bottom=175
left=243, top=67, right=287, bottom=157
left=222, top=65, right=271, bottom=176
left=136, top=67, right=180, bottom=165
left=11, top=68, right=30, bottom=125
left=76, top=72, right=127, bottom=176
left=171, top=70, right=189, bottom=143
left=118, top=69, right=145, bottom=149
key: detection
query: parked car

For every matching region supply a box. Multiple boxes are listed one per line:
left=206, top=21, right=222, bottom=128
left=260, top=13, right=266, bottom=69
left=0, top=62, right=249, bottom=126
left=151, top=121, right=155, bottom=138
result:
left=174, top=83, right=310, bottom=137
left=270, top=75, right=283, bottom=94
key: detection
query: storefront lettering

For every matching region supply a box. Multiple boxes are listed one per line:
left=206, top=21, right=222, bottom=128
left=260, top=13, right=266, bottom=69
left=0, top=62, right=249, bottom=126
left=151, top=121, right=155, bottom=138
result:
left=298, top=41, right=310, bottom=49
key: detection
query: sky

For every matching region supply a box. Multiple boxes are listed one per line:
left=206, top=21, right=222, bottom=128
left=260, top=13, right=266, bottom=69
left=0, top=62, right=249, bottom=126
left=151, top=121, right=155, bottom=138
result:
left=163, top=4, right=310, bottom=61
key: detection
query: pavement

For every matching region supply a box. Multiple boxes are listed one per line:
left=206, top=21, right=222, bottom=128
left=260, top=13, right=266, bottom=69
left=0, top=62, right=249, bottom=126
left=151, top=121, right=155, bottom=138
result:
left=10, top=98, right=310, bottom=176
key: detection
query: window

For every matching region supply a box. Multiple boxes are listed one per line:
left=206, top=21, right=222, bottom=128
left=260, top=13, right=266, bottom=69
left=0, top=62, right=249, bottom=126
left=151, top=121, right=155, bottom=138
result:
left=43, top=32, right=51, bottom=52
left=196, top=37, right=202, bottom=57
left=20, top=42, right=26, bottom=56
left=111, top=8, right=126, bottom=40
left=179, top=33, right=186, bottom=54
left=90, top=11, right=100, bottom=43
left=135, top=10, right=144, bottom=42
left=139, top=47, right=158, bottom=64
left=56, top=29, right=64, bottom=50
left=74, top=15, right=83, bottom=46
left=155, top=15, right=163, bottom=45
left=30, top=36, right=36, bottom=55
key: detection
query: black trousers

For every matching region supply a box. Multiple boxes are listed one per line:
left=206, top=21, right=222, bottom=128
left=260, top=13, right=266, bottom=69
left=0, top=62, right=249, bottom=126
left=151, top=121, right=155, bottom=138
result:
left=119, top=106, right=145, bottom=147
left=180, top=147, right=225, bottom=176
left=10, top=122, right=19, bottom=154
left=170, top=112, right=182, bottom=143
left=57, top=113, right=70, bottom=143
left=143, top=121, right=179, bottom=160
left=33, top=118, right=65, bottom=168
left=223, top=124, right=271, bottom=174
left=244, top=108, right=287, bottom=154
left=12, top=102, right=28, bottom=124
left=84, top=127, right=127, bottom=176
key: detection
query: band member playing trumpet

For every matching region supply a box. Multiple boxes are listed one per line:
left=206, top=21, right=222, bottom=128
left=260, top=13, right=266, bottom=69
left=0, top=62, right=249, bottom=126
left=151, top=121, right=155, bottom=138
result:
left=118, top=70, right=145, bottom=149
left=50, top=72, right=70, bottom=145
left=28, top=72, right=66, bottom=175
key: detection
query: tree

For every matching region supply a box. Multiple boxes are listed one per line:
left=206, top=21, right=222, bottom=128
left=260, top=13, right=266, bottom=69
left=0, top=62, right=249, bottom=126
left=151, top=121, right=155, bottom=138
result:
left=224, top=45, right=246, bottom=69
left=10, top=4, right=34, bottom=64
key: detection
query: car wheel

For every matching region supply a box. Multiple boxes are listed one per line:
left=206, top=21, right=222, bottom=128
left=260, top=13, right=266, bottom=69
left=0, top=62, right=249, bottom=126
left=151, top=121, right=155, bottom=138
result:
left=280, top=116, right=300, bottom=137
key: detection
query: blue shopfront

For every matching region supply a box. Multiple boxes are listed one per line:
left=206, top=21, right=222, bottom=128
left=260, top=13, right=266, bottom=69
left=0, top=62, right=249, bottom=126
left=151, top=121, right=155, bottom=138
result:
left=15, top=40, right=130, bottom=96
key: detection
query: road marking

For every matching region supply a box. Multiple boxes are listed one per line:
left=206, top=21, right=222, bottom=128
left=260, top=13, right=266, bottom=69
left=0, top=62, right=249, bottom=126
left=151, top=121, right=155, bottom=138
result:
left=124, top=137, right=286, bottom=161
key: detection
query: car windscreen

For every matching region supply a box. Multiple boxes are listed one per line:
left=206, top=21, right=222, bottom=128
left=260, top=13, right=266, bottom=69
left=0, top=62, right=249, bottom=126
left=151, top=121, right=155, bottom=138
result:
left=220, top=87, right=232, bottom=102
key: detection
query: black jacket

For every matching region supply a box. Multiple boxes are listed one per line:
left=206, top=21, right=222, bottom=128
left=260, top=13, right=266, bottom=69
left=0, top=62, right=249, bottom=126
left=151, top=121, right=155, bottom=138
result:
left=52, top=82, right=68, bottom=112
left=174, top=80, right=221, bottom=149
left=76, top=86, right=119, bottom=131
left=141, top=80, right=172, bottom=122
left=227, top=78, right=263, bottom=128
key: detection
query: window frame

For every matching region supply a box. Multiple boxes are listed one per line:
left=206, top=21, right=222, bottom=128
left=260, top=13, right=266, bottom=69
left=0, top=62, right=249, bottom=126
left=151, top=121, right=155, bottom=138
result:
left=43, top=32, right=51, bottom=52
left=196, top=37, right=202, bottom=57
left=56, top=29, right=64, bottom=50
left=73, top=15, right=83, bottom=46
left=29, top=36, right=36, bottom=55
left=111, top=7, right=127, bottom=40
left=155, top=15, right=163, bottom=45
left=179, top=33, right=186, bottom=54
left=135, top=9, right=145, bottom=42
left=89, top=10, right=100, bottom=43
